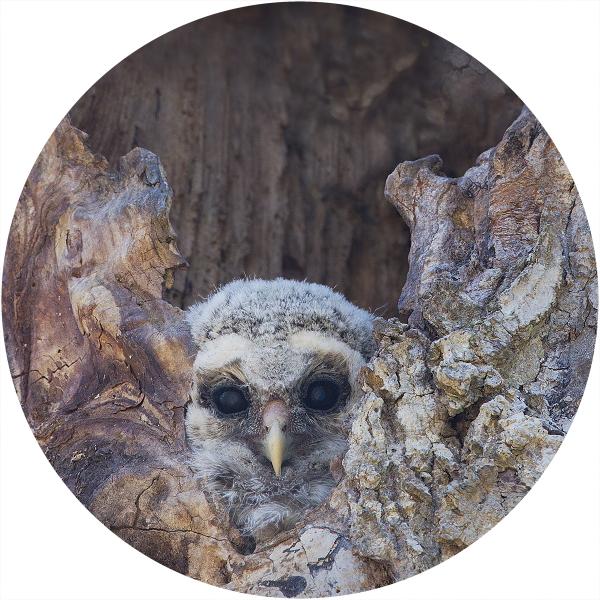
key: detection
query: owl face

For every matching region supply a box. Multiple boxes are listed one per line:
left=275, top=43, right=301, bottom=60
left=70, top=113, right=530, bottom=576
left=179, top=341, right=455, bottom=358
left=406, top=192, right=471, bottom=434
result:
left=185, top=279, right=375, bottom=540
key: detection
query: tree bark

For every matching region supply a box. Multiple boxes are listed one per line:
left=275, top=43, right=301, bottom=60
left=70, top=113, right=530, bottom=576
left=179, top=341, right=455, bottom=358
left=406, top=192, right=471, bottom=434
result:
left=69, top=3, right=522, bottom=318
left=3, top=108, right=596, bottom=596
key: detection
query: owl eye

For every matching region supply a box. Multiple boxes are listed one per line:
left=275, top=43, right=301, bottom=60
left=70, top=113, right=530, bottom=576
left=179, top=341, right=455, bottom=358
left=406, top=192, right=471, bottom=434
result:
left=211, top=385, right=249, bottom=416
left=303, top=377, right=344, bottom=412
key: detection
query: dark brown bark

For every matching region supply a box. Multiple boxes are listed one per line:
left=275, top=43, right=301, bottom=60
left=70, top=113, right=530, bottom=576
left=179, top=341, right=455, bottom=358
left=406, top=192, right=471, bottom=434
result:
left=69, top=3, right=522, bottom=317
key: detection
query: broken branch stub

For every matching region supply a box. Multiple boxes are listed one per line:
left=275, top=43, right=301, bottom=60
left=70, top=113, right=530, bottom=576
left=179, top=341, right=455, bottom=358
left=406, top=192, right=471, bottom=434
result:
left=2, top=108, right=596, bottom=596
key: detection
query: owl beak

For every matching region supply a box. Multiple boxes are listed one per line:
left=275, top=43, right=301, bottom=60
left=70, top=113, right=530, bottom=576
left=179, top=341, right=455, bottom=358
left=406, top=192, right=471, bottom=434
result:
left=262, top=400, right=289, bottom=477
left=265, top=422, right=285, bottom=477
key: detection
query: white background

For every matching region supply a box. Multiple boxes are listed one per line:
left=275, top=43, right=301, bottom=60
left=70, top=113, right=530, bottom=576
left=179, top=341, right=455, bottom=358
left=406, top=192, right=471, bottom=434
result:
left=0, top=1, right=598, bottom=599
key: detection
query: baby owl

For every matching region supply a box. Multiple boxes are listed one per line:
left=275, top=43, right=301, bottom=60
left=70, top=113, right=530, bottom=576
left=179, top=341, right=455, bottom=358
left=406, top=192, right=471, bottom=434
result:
left=185, top=278, right=375, bottom=541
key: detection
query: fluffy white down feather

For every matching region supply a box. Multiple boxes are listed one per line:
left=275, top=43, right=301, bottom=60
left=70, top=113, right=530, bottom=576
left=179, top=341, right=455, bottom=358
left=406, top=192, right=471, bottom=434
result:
left=185, top=278, right=375, bottom=541
left=186, top=277, right=376, bottom=357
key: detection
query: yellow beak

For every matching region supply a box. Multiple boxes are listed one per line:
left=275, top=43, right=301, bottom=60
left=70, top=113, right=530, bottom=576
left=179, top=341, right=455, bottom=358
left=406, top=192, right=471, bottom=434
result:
left=264, top=421, right=285, bottom=477
left=262, top=398, right=289, bottom=477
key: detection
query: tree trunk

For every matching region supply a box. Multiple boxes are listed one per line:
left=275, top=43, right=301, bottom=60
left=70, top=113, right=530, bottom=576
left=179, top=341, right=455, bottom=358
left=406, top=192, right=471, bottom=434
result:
left=3, top=108, right=595, bottom=596
left=69, top=2, right=522, bottom=319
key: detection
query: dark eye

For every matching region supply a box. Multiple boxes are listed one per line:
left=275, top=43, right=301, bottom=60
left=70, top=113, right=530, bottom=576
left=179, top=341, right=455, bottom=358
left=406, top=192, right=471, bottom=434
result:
left=303, top=377, right=344, bottom=412
left=211, top=385, right=249, bottom=416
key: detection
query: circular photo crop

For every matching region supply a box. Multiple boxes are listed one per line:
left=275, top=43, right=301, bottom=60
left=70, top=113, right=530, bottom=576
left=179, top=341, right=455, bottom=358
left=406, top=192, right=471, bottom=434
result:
left=2, top=3, right=597, bottom=597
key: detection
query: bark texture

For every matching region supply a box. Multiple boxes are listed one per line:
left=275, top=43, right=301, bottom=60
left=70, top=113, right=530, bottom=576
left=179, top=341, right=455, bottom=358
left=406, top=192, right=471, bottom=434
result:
left=3, top=108, right=596, bottom=596
left=69, top=2, right=522, bottom=317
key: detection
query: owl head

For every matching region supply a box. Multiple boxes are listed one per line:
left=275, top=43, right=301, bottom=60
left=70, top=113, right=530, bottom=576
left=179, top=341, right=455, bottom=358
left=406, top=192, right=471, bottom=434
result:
left=185, top=278, right=375, bottom=541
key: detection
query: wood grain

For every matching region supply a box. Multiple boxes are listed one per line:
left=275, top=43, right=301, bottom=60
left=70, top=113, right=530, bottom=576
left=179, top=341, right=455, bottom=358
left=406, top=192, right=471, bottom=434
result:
left=69, top=3, right=522, bottom=316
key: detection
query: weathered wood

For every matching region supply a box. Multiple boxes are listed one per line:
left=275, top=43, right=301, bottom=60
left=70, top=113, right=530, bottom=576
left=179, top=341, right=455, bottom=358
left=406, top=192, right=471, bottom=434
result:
left=3, top=108, right=595, bottom=594
left=342, top=107, right=596, bottom=577
left=2, top=121, right=217, bottom=577
left=69, top=3, right=522, bottom=317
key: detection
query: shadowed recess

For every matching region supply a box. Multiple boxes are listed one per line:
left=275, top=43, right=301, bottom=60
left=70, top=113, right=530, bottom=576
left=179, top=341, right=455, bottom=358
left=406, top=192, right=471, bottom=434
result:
left=69, top=2, right=522, bottom=317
